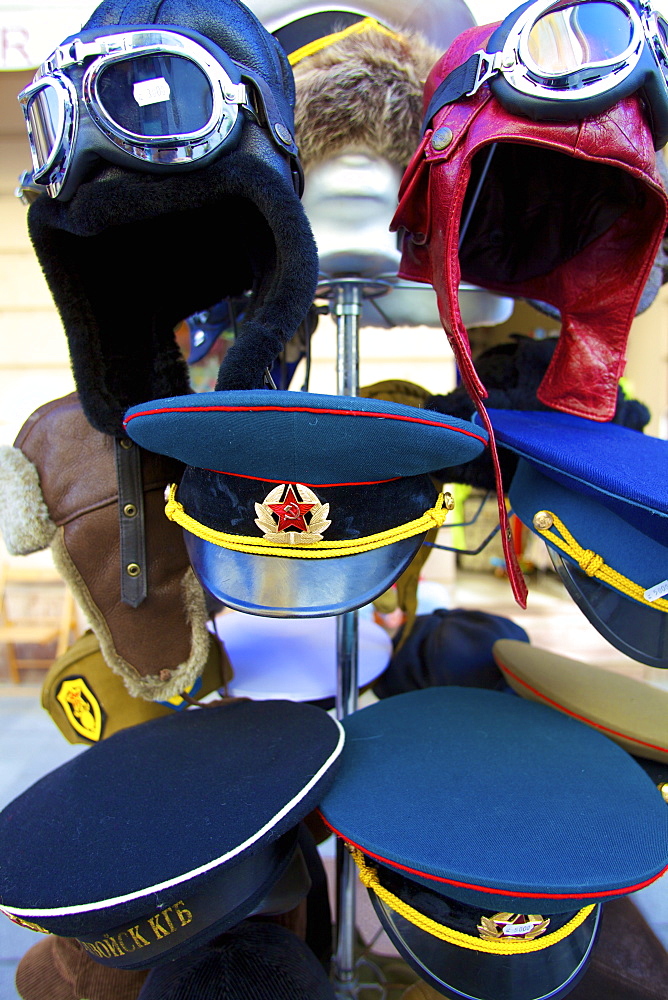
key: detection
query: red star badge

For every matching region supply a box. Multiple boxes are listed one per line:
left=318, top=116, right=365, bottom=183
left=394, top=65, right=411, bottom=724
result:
left=266, top=484, right=315, bottom=533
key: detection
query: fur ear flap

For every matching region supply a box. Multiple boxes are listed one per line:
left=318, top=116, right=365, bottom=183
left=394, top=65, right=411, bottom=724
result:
left=293, top=25, right=440, bottom=171
left=0, top=446, right=56, bottom=555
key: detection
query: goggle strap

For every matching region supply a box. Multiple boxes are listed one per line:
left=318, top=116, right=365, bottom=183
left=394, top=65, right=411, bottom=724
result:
left=422, top=51, right=498, bottom=132
left=234, top=61, right=298, bottom=155
left=291, top=159, right=305, bottom=197
left=234, top=61, right=303, bottom=192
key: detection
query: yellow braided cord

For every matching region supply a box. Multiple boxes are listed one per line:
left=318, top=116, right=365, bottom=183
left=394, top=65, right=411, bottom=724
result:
left=536, top=512, right=668, bottom=613
left=350, top=848, right=595, bottom=955
left=164, top=485, right=447, bottom=559
left=288, top=17, right=403, bottom=65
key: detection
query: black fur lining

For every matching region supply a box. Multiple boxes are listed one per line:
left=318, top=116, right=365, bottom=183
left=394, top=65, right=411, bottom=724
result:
left=29, top=152, right=318, bottom=436
left=426, top=335, right=651, bottom=491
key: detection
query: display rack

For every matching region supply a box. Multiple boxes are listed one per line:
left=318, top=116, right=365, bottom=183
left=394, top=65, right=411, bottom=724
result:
left=316, top=277, right=393, bottom=999
left=317, top=155, right=496, bottom=992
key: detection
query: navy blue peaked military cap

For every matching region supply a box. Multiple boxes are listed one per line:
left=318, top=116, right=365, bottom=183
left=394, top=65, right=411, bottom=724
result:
left=0, top=700, right=343, bottom=970
left=124, top=389, right=488, bottom=616
left=480, top=409, right=668, bottom=668
left=318, top=687, right=668, bottom=1000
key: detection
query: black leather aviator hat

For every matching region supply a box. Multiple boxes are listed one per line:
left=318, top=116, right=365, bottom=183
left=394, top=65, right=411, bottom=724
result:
left=25, top=0, right=319, bottom=437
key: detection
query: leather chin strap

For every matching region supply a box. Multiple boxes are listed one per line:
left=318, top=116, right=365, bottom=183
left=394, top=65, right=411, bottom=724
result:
left=460, top=369, right=528, bottom=610
left=115, top=438, right=147, bottom=607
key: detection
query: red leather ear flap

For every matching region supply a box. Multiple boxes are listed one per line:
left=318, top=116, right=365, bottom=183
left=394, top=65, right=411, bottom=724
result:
left=391, top=132, right=433, bottom=252
left=536, top=192, right=667, bottom=419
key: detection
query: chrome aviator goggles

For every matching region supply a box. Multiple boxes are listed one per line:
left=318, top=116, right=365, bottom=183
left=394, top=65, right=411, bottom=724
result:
left=19, top=25, right=300, bottom=201
left=423, top=0, right=668, bottom=148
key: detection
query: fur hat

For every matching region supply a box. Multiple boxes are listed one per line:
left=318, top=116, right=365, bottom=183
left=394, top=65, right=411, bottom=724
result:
left=292, top=21, right=440, bottom=171
left=26, top=0, right=318, bottom=437
left=0, top=393, right=215, bottom=700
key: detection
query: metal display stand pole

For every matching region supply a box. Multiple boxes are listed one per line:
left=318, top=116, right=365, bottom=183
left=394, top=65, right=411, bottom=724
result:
left=332, top=280, right=361, bottom=999
left=333, top=609, right=359, bottom=998
left=316, top=277, right=390, bottom=999
left=317, top=155, right=497, bottom=990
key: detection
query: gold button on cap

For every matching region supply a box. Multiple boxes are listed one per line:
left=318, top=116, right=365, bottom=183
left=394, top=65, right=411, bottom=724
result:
left=533, top=511, right=554, bottom=531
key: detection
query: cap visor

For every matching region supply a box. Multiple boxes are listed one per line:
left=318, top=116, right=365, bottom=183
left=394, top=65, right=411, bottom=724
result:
left=185, top=530, right=425, bottom=617
left=549, top=551, right=668, bottom=669
left=507, top=458, right=668, bottom=668
left=371, top=895, right=601, bottom=1000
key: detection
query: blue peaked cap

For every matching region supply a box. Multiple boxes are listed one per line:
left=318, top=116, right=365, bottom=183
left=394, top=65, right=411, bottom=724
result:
left=123, top=390, right=488, bottom=616
left=0, top=701, right=344, bottom=968
left=124, top=389, right=488, bottom=483
left=318, top=688, right=668, bottom=1000
left=479, top=409, right=668, bottom=543
left=478, top=410, right=668, bottom=667
left=319, top=688, right=668, bottom=909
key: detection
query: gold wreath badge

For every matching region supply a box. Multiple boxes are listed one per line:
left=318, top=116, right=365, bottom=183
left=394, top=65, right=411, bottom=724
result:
left=478, top=913, right=550, bottom=941
left=255, top=483, right=331, bottom=544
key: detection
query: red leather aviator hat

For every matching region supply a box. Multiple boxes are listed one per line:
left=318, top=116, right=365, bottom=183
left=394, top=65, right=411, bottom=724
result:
left=391, top=20, right=668, bottom=607
left=393, top=22, right=668, bottom=424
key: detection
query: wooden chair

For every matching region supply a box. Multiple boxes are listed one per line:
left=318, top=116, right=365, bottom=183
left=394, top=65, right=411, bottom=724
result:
left=0, top=564, right=78, bottom=684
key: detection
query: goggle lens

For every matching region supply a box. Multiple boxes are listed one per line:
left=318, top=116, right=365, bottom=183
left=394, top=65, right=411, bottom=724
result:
left=96, top=54, right=215, bottom=137
left=25, top=83, right=65, bottom=174
left=528, top=1, right=633, bottom=75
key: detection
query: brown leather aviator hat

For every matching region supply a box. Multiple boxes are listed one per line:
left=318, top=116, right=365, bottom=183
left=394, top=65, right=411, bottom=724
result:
left=0, top=394, right=214, bottom=701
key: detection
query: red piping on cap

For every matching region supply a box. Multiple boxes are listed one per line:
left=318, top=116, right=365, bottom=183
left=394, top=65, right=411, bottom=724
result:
left=204, top=467, right=401, bottom=488
left=496, top=661, right=668, bottom=757
left=318, top=813, right=668, bottom=899
left=123, top=404, right=488, bottom=445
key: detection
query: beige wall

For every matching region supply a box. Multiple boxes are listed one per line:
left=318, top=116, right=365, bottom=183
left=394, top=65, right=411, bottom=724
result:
left=625, top=284, right=668, bottom=439
left=0, top=70, right=76, bottom=445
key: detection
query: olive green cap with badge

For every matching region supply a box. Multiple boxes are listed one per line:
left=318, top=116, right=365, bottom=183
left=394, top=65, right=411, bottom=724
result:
left=42, top=630, right=232, bottom=745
